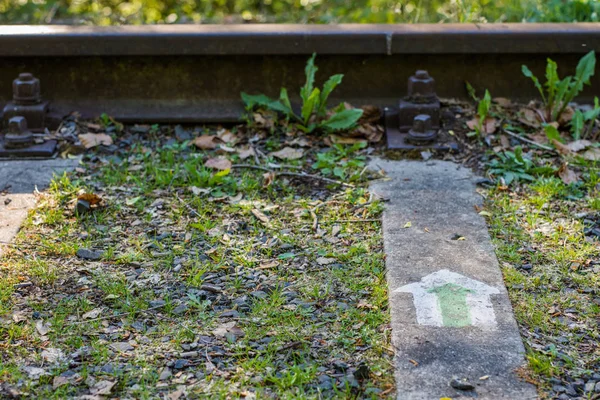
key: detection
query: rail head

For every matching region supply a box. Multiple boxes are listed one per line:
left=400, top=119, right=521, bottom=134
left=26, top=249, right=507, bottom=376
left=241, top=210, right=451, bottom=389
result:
left=0, top=24, right=599, bottom=56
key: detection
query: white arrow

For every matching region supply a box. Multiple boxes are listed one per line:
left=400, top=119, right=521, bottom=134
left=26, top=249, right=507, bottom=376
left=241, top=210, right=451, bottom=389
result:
left=395, top=269, right=500, bottom=330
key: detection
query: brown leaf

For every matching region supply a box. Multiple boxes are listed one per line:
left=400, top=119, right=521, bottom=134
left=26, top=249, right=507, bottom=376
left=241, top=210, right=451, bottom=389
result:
left=237, top=147, right=256, bottom=160
left=82, top=307, right=103, bottom=319
left=270, top=147, right=304, bottom=160
left=329, top=134, right=367, bottom=145
left=518, top=108, right=542, bottom=128
left=90, top=380, right=116, bottom=396
left=493, top=97, right=513, bottom=108
left=466, top=117, right=497, bottom=134
left=35, top=320, right=50, bottom=336
left=558, top=106, right=575, bottom=125
left=359, top=105, right=382, bottom=124
left=251, top=209, right=270, bottom=225
left=193, top=135, right=219, bottom=150
left=558, top=163, right=579, bottom=184
left=77, top=193, right=102, bottom=205
left=262, top=171, right=276, bottom=187
left=216, top=129, right=237, bottom=144
left=204, top=158, right=232, bottom=170
left=79, top=133, right=113, bottom=149
left=566, top=139, right=593, bottom=153
left=582, top=147, right=600, bottom=161
left=551, top=139, right=572, bottom=155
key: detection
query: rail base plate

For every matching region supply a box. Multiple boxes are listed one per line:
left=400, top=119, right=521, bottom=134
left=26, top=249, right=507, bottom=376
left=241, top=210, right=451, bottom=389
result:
left=385, top=108, right=458, bottom=152
left=0, top=139, right=57, bottom=158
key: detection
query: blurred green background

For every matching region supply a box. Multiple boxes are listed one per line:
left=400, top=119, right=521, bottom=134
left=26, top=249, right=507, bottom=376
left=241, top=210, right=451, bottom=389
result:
left=1, top=0, right=599, bottom=25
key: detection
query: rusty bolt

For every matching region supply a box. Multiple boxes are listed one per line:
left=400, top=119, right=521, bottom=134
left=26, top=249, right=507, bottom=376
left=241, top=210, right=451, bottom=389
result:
left=12, top=73, right=42, bottom=105
left=407, top=70, right=436, bottom=100
left=5, top=116, right=34, bottom=148
left=407, top=114, right=437, bottom=143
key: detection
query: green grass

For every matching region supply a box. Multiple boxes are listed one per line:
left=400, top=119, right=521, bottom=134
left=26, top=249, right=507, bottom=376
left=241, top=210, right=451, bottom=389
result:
left=485, top=171, right=600, bottom=396
left=1, top=0, right=599, bottom=25
left=0, top=142, right=394, bottom=398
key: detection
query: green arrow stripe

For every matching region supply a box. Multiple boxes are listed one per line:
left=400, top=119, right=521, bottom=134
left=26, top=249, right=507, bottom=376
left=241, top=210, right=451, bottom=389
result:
left=429, top=283, right=474, bottom=327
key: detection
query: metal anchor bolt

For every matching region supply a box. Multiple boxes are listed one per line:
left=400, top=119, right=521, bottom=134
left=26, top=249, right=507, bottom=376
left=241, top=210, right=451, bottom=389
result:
left=13, top=73, right=42, bottom=105
left=407, top=114, right=437, bottom=144
left=5, top=116, right=34, bottom=149
left=407, top=70, right=437, bottom=102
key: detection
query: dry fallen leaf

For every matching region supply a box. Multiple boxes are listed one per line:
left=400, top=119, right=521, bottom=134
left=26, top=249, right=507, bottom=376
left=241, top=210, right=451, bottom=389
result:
left=316, top=257, right=336, bottom=265
left=237, top=147, right=256, bottom=160
left=192, top=135, right=219, bottom=150
left=552, top=139, right=572, bottom=155
left=79, top=133, right=113, bottom=149
left=82, top=307, right=103, bottom=320
left=35, top=320, right=50, bottom=336
left=329, top=134, right=368, bottom=145
left=77, top=193, right=102, bottom=205
left=251, top=209, right=270, bottom=225
left=493, top=97, right=513, bottom=108
left=567, top=139, right=593, bottom=153
left=582, top=147, right=600, bottom=161
left=90, top=380, right=116, bottom=396
left=204, top=158, right=232, bottom=170
left=466, top=117, right=497, bottom=134
left=558, top=163, right=579, bottom=184
left=518, top=108, right=542, bottom=128
left=216, top=128, right=238, bottom=143
left=262, top=171, right=276, bottom=187
left=270, top=147, right=304, bottom=160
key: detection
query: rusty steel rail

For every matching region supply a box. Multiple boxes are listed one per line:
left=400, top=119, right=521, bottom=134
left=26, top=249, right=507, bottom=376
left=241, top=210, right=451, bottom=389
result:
left=1, top=24, right=600, bottom=123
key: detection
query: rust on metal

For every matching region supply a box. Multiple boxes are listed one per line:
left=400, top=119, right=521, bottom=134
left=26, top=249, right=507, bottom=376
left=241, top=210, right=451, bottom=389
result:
left=4, top=116, right=34, bottom=148
left=385, top=108, right=457, bottom=152
left=398, top=70, right=440, bottom=132
left=386, top=70, right=454, bottom=151
left=0, top=25, right=599, bottom=123
left=407, top=114, right=437, bottom=144
left=0, top=116, right=57, bottom=158
left=3, top=73, right=50, bottom=132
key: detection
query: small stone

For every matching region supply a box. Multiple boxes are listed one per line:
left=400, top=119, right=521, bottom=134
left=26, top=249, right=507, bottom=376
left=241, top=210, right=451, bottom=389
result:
left=180, top=351, right=198, bottom=359
left=159, top=368, right=172, bottom=381
left=76, top=248, right=103, bottom=261
left=76, top=199, right=91, bottom=215
left=451, top=377, right=475, bottom=391
left=317, top=375, right=333, bottom=390
left=174, top=125, right=192, bottom=142
left=520, top=263, right=533, bottom=271
left=173, top=359, right=189, bottom=369
left=200, top=284, right=222, bottom=293
left=353, top=363, right=370, bottom=380
left=332, top=360, right=348, bottom=372
left=564, top=384, right=578, bottom=396
left=149, top=299, right=166, bottom=308
left=585, top=382, right=596, bottom=393
left=553, top=385, right=567, bottom=393
left=100, top=364, right=114, bottom=374
left=250, top=291, right=268, bottom=300
left=172, top=304, right=188, bottom=315
left=110, top=342, right=134, bottom=352
left=220, top=310, right=239, bottom=318
left=595, top=381, right=600, bottom=393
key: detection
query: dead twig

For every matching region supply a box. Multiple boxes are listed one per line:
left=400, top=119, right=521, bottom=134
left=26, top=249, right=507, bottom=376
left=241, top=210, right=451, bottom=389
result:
left=232, top=164, right=354, bottom=187
left=175, top=194, right=201, bottom=218
left=72, top=304, right=165, bottom=325
left=503, top=129, right=554, bottom=152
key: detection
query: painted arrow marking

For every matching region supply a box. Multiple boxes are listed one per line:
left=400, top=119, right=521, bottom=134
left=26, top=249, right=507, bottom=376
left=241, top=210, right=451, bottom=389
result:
left=395, top=269, right=500, bottom=329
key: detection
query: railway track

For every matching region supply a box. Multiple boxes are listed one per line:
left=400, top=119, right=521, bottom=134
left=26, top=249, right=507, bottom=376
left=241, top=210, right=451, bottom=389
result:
left=1, top=24, right=599, bottom=124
